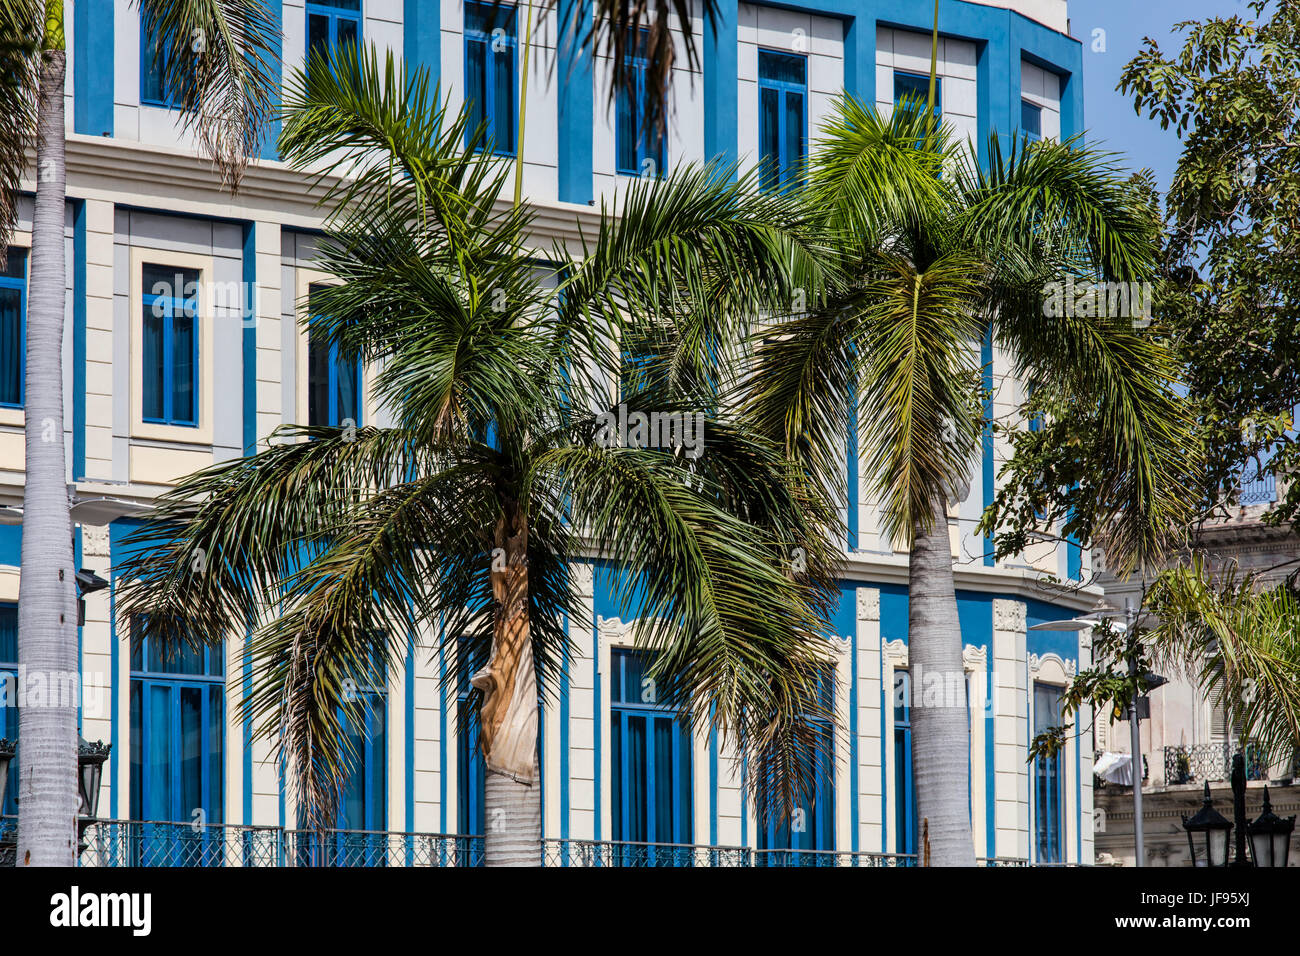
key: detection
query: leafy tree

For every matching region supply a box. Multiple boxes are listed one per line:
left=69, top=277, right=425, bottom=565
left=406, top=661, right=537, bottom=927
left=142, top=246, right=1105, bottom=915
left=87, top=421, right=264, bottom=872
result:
left=115, top=44, right=840, bottom=865
left=0, top=0, right=278, bottom=867
left=744, top=94, right=1190, bottom=865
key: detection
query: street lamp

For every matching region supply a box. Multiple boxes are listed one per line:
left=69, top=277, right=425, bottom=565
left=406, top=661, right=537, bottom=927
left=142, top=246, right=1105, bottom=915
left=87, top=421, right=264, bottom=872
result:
left=1182, top=782, right=1233, bottom=867
left=78, top=737, right=110, bottom=819
left=1247, top=786, right=1295, bottom=868
left=0, top=737, right=13, bottom=812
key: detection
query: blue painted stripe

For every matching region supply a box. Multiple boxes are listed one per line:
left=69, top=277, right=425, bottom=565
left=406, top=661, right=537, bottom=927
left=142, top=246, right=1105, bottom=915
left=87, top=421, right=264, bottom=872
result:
left=403, top=0, right=440, bottom=79
left=438, top=623, right=447, bottom=833
left=73, top=0, right=114, bottom=136
left=981, top=325, right=995, bottom=565
left=708, top=719, right=718, bottom=846
left=405, top=640, right=415, bottom=835
left=556, top=0, right=594, bottom=203
left=703, top=0, right=739, bottom=168
left=259, top=3, right=283, bottom=161
left=241, top=224, right=257, bottom=456
left=71, top=200, right=86, bottom=480
left=559, top=610, right=571, bottom=840
left=849, top=599, right=858, bottom=852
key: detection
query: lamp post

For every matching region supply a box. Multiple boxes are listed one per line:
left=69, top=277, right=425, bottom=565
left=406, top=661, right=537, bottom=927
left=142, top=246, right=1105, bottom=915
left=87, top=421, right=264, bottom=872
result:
left=0, top=738, right=14, bottom=866
left=1247, top=786, right=1295, bottom=868
left=1182, top=781, right=1233, bottom=867
left=77, top=736, right=111, bottom=856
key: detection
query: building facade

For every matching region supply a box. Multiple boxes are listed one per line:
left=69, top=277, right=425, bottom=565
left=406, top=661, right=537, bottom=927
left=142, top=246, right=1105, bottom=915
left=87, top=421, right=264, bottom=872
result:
left=0, top=0, right=1097, bottom=864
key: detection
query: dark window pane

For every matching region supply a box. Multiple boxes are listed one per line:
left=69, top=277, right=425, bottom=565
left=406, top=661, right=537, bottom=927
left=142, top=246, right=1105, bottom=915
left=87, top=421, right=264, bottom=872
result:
left=493, top=42, right=515, bottom=153
left=760, top=86, right=779, bottom=190
left=337, top=16, right=358, bottom=50
left=0, top=248, right=25, bottom=280
left=142, top=307, right=165, bottom=421
left=784, top=89, right=804, bottom=175
left=172, top=311, right=195, bottom=424
left=1021, top=99, right=1042, bottom=139
left=0, top=288, right=21, bottom=406
left=0, top=605, right=15, bottom=663
left=466, top=40, right=487, bottom=135
left=307, top=12, right=331, bottom=61
left=758, top=50, right=805, bottom=86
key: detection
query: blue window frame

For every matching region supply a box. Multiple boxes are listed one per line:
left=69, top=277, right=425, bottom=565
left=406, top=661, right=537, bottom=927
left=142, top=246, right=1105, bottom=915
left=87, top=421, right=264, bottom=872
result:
left=894, top=70, right=941, bottom=115
left=307, top=285, right=361, bottom=428
left=306, top=0, right=362, bottom=69
left=456, top=641, right=486, bottom=840
left=615, top=32, right=665, bottom=177
left=610, top=648, right=691, bottom=859
left=0, top=249, right=26, bottom=409
left=1033, top=681, right=1064, bottom=863
left=758, top=667, right=834, bottom=861
left=141, top=264, right=199, bottom=427
left=129, top=629, right=224, bottom=864
left=139, top=16, right=193, bottom=109
left=893, top=668, right=918, bottom=855
left=758, top=50, right=807, bottom=193
left=296, top=669, right=387, bottom=865
left=464, top=1, right=517, bottom=155
left=1, top=604, right=17, bottom=821
left=1021, top=99, right=1042, bottom=142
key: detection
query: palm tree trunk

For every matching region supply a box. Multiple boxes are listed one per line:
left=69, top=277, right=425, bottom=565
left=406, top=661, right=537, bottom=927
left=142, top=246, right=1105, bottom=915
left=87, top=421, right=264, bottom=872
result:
left=907, top=492, right=975, bottom=866
left=472, top=505, right=541, bottom=865
left=17, top=35, right=79, bottom=867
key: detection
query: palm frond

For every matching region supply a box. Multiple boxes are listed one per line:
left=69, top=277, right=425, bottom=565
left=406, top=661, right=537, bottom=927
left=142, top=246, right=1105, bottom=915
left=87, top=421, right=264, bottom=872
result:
left=0, top=0, right=39, bottom=262
left=137, top=0, right=279, bottom=189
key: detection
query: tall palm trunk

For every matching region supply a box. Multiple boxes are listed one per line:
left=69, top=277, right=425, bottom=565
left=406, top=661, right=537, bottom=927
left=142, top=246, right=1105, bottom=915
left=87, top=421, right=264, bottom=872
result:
left=472, top=505, right=541, bottom=865
left=17, top=14, right=79, bottom=866
left=906, top=493, right=975, bottom=866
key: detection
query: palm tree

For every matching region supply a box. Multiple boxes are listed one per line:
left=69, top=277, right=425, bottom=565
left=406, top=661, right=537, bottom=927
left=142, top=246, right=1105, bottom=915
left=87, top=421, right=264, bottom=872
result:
left=0, top=0, right=278, bottom=866
left=115, top=44, right=839, bottom=865
left=744, top=97, right=1193, bottom=865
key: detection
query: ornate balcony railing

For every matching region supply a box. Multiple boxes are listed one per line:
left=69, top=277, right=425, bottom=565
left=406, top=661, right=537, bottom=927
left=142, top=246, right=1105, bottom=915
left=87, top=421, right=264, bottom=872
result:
left=73, top=819, right=483, bottom=867
left=1, top=817, right=1057, bottom=867
left=1236, top=469, right=1277, bottom=505
left=1163, top=743, right=1269, bottom=785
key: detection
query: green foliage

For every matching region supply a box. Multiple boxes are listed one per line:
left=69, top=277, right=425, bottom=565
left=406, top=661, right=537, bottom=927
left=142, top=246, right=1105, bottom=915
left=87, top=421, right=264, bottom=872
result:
left=1147, top=555, right=1300, bottom=767
left=1119, top=0, right=1300, bottom=527
left=116, top=42, right=841, bottom=828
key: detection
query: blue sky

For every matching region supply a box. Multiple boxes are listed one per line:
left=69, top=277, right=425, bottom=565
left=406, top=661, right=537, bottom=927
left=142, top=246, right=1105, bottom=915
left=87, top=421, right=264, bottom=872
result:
left=1072, top=0, right=1251, bottom=192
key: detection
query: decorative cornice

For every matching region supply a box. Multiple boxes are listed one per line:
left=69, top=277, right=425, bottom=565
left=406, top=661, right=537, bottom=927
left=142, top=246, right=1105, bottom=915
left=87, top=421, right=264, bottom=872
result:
left=881, top=638, right=908, bottom=667
left=1029, top=651, right=1076, bottom=679
left=993, top=598, right=1026, bottom=633
left=962, top=643, right=988, bottom=672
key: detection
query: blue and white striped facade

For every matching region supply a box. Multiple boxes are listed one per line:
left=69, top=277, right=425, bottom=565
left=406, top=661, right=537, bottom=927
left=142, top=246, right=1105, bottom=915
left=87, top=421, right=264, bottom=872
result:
left=0, top=0, right=1099, bottom=863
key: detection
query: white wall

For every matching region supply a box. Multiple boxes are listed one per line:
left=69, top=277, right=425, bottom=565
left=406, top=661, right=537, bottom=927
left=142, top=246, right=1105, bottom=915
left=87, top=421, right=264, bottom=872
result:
left=736, top=4, right=844, bottom=171
left=1021, top=60, right=1062, bottom=141
left=875, top=27, right=979, bottom=150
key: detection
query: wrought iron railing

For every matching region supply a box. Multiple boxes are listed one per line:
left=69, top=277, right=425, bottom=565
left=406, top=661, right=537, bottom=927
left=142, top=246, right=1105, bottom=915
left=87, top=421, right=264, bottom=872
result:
left=1163, top=743, right=1269, bottom=785
left=0, top=817, right=1054, bottom=868
left=75, top=819, right=483, bottom=867
left=1236, top=469, right=1277, bottom=505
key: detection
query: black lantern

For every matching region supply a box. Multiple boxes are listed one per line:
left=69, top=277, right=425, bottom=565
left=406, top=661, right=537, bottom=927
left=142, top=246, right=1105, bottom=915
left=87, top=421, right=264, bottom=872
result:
left=1183, top=782, right=1233, bottom=867
left=77, top=737, right=110, bottom=820
left=1247, top=787, right=1295, bottom=868
left=0, top=737, right=13, bottom=813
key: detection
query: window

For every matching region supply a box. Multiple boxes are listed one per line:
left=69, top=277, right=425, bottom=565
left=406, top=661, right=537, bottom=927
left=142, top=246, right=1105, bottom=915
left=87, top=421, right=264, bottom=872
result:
left=758, top=50, right=807, bottom=193
left=307, top=285, right=361, bottom=428
left=129, top=629, right=224, bottom=864
left=0, top=249, right=26, bottom=409
left=894, top=70, right=941, bottom=115
left=456, top=641, right=486, bottom=840
left=758, top=667, right=834, bottom=861
left=464, top=1, right=517, bottom=155
left=893, top=668, right=918, bottom=855
left=297, top=666, right=387, bottom=866
left=140, top=16, right=194, bottom=108
left=1, top=604, right=16, bottom=821
left=306, top=0, right=362, bottom=69
left=141, top=264, right=199, bottom=427
left=616, top=32, right=665, bottom=177
left=610, top=648, right=691, bottom=860
left=1021, top=99, right=1042, bottom=142
left=1033, top=681, right=1064, bottom=863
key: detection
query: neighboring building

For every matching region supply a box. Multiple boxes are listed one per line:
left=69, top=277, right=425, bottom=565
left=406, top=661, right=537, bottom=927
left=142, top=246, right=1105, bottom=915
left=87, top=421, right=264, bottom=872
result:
left=1095, top=476, right=1300, bottom=865
left=0, top=0, right=1096, bottom=864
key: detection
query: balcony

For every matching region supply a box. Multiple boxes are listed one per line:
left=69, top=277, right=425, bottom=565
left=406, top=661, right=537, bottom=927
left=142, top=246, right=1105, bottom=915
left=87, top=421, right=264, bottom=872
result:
left=0, top=818, right=1068, bottom=866
left=1163, top=743, right=1270, bottom=786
